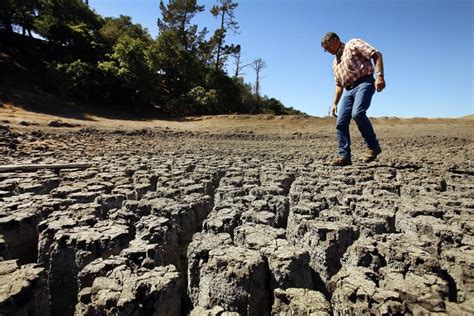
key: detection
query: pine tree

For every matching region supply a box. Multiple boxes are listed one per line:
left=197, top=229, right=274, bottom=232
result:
left=156, top=0, right=208, bottom=111
left=157, top=0, right=205, bottom=51
left=210, top=0, right=239, bottom=71
left=34, top=0, right=102, bottom=59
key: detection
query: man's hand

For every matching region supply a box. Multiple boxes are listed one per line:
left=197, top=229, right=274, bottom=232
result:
left=331, top=85, right=343, bottom=117
left=375, top=76, right=386, bottom=92
left=331, top=103, right=338, bottom=117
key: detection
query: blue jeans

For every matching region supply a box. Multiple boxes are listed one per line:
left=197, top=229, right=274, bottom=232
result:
left=336, top=76, right=379, bottom=158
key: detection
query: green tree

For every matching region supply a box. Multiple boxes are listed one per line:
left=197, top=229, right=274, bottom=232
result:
left=0, top=0, right=39, bottom=35
left=156, top=0, right=208, bottom=112
left=262, top=97, right=287, bottom=115
left=12, top=0, right=38, bottom=36
left=157, top=0, right=205, bottom=51
left=34, top=0, right=102, bottom=60
left=0, top=0, right=14, bottom=32
left=210, top=0, right=239, bottom=71
left=55, top=59, right=96, bottom=100
left=98, top=34, right=158, bottom=107
left=184, top=86, right=218, bottom=115
left=99, top=15, right=151, bottom=51
left=205, top=69, right=242, bottom=113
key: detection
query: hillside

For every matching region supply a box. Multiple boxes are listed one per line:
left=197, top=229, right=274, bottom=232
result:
left=0, top=29, right=306, bottom=117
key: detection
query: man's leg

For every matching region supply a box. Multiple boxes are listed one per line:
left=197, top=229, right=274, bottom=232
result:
left=336, top=92, right=354, bottom=158
left=351, top=82, right=379, bottom=150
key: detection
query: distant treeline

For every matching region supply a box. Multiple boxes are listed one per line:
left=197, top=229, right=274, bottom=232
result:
left=0, top=0, right=306, bottom=116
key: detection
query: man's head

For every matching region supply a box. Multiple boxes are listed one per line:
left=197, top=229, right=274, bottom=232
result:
left=321, top=32, right=341, bottom=55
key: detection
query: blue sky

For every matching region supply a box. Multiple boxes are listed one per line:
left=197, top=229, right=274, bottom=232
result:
left=89, top=0, right=473, bottom=118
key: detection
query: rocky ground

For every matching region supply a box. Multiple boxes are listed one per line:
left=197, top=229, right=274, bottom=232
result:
left=0, top=114, right=472, bottom=315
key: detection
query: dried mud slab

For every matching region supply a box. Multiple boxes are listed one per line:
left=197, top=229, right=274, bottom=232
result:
left=0, top=260, right=48, bottom=315
left=273, top=287, right=331, bottom=315
left=76, top=261, right=183, bottom=316
left=0, top=119, right=472, bottom=315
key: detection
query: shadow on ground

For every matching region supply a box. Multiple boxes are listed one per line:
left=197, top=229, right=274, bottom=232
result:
left=0, top=81, right=194, bottom=123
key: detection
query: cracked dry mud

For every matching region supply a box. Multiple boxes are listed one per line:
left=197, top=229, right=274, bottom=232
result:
left=0, top=117, right=472, bottom=315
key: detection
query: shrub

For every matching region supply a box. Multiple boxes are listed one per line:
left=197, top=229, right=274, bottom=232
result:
left=186, top=86, right=220, bottom=114
left=55, top=59, right=96, bottom=100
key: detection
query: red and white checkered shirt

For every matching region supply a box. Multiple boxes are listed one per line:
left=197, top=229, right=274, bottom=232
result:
left=333, top=38, right=377, bottom=88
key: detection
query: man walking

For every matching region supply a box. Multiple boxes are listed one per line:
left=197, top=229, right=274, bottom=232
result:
left=321, top=32, right=385, bottom=166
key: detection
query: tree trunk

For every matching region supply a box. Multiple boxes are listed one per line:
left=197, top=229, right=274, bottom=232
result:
left=234, top=51, right=241, bottom=77
left=255, top=71, right=260, bottom=99
left=215, top=10, right=225, bottom=71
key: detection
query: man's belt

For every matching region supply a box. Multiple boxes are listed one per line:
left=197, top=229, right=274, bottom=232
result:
left=345, top=75, right=374, bottom=90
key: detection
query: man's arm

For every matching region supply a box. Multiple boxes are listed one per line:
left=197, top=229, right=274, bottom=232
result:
left=331, top=84, right=344, bottom=116
left=371, top=51, right=386, bottom=92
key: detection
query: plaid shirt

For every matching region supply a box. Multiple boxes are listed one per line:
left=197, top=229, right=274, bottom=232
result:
left=333, top=39, right=377, bottom=87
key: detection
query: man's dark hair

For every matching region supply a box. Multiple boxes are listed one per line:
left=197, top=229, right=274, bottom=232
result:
left=321, top=32, right=340, bottom=46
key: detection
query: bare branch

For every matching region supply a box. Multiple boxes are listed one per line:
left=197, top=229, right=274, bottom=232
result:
left=252, top=58, right=267, bottom=98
